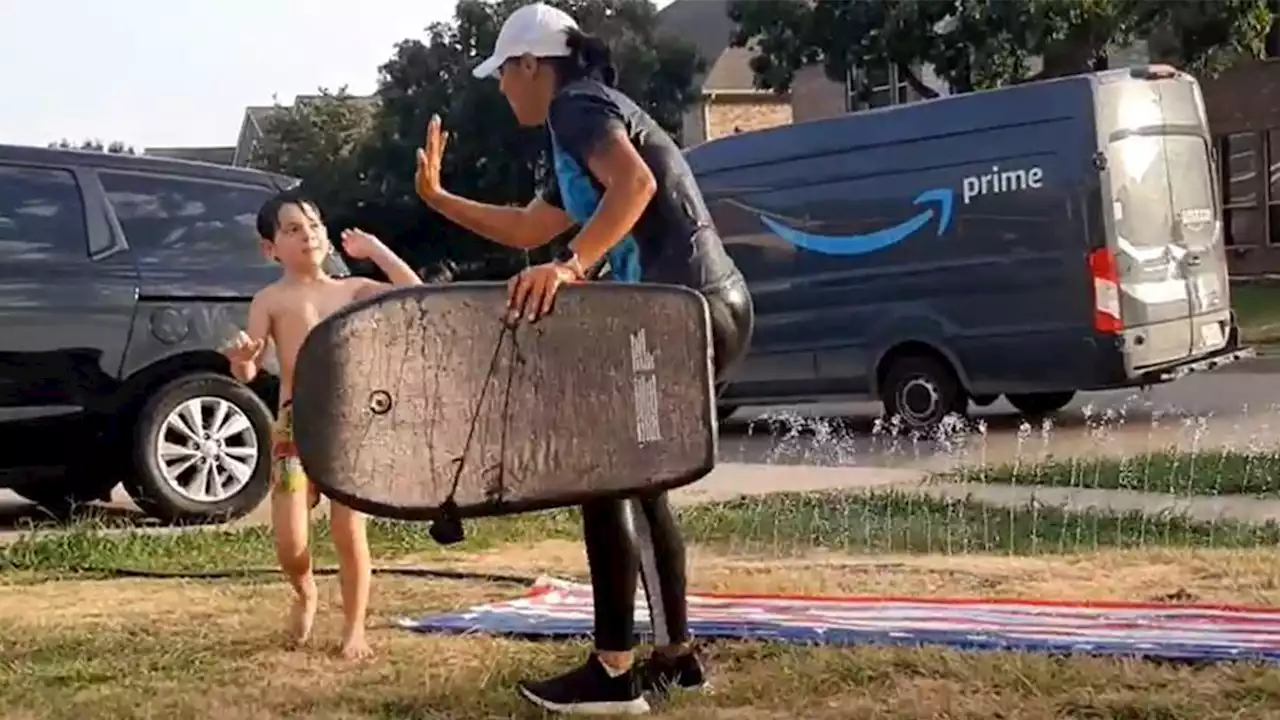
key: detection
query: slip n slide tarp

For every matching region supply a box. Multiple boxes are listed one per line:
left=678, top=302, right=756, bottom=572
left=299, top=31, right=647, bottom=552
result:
left=398, top=577, right=1280, bottom=664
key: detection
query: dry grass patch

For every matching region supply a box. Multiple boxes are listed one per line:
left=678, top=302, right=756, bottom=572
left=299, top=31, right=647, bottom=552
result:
left=4, top=545, right=1280, bottom=719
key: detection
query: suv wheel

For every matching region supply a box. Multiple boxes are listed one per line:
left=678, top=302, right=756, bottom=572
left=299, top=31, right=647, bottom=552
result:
left=125, top=372, right=273, bottom=524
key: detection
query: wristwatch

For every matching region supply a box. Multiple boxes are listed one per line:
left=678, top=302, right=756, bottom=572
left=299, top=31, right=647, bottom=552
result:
left=554, top=246, right=586, bottom=280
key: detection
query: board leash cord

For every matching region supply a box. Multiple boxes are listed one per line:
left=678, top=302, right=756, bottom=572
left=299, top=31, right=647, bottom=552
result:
left=431, top=320, right=522, bottom=545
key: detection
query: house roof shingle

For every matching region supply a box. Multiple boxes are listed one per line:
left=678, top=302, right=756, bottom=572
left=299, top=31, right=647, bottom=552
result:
left=657, top=0, right=759, bottom=92
left=144, top=146, right=236, bottom=166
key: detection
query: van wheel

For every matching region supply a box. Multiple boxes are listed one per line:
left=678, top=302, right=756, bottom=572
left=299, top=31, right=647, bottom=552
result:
left=881, top=355, right=967, bottom=431
left=124, top=372, right=273, bottom=525
left=1007, top=392, right=1076, bottom=417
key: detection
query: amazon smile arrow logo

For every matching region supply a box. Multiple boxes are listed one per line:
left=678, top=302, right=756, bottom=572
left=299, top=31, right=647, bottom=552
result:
left=758, top=188, right=955, bottom=257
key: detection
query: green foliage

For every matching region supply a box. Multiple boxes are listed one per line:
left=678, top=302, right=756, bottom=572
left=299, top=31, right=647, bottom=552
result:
left=48, top=138, right=136, bottom=154
left=251, top=0, right=700, bottom=276
left=728, top=0, right=1274, bottom=95
left=248, top=88, right=380, bottom=234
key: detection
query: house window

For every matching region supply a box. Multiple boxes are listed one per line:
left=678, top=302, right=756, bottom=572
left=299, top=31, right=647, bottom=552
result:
left=847, top=61, right=910, bottom=111
left=1219, top=132, right=1263, bottom=246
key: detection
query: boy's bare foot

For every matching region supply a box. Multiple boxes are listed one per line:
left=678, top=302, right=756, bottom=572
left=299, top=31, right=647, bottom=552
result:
left=287, top=584, right=318, bottom=648
left=339, top=630, right=374, bottom=661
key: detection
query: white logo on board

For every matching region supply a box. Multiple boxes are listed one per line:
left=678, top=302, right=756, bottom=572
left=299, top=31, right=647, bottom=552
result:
left=630, top=329, right=662, bottom=444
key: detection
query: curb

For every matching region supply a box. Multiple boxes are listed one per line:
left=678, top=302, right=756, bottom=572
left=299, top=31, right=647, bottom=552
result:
left=1229, top=354, right=1280, bottom=373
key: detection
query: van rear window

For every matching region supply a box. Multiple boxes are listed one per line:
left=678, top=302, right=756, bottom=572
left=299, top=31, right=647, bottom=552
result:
left=1109, top=135, right=1215, bottom=249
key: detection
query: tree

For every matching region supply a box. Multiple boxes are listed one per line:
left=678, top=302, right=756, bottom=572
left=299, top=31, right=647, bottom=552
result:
left=248, top=88, right=382, bottom=240
left=48, top=138, right=137, bottom=154
left=728, top=0, right=1274, bottom=97
left=364, top=0, right=703, bottom=273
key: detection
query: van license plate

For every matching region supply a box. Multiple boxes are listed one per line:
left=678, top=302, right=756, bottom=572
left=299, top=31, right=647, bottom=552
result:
left=1200, top=322, right=1223, bottom=348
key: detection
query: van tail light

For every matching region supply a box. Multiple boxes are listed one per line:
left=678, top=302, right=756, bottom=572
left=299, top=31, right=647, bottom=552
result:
left=1089, top=248, right=1123, bottom=334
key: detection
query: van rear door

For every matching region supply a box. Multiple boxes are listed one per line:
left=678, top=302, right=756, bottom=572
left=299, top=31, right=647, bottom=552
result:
left=1098, top=69, right=1229, bottom=369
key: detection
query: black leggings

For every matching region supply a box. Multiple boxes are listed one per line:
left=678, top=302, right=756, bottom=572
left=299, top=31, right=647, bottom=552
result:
left=582, top=275, right=754, bottom=652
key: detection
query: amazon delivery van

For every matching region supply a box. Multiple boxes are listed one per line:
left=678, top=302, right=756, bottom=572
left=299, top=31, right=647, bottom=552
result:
left=687, top=65, right=1253, bottom=429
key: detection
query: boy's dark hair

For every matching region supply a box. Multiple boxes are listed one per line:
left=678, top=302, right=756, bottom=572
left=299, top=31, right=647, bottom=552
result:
left=256, top=189, right=320, bottom=241
left=550, top=29, right=617, bottom=88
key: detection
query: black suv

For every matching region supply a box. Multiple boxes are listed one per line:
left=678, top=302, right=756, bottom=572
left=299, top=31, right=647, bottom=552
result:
left=0, top=144, right=346, bottom=523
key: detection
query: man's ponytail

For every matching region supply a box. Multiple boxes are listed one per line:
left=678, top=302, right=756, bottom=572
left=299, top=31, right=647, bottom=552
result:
left=558, top=29, right=617, bottom=87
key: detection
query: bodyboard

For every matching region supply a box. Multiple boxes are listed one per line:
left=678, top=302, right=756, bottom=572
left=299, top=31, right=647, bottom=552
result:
left=290, top=282, right=716, bottom=521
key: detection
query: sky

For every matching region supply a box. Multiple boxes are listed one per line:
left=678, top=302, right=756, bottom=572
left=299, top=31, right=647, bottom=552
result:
left=0, top=0, right=674, bottom=151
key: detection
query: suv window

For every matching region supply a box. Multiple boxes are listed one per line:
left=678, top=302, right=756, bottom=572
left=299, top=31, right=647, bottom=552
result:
left=99, top=171, right=277, bottom=270
left=0, top=164, right=89, bottom=262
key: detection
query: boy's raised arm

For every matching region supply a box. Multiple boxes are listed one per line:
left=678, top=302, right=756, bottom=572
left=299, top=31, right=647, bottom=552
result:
left=340, top=229, right=422, bottom=301
left=366, top=245, right=422, bottom=287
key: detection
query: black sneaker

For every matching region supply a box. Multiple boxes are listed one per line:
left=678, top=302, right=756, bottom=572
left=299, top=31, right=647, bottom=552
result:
left=517, top=655, right=650, bottom=715
left=637, top=650, right=707, bottom=694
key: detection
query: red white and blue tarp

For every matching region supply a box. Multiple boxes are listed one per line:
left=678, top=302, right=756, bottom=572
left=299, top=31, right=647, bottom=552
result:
left=398, top=577, right=1280, bottom=663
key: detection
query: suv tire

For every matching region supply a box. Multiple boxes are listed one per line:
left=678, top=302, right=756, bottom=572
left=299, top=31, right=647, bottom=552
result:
left=125, top=372, right=273, bottom=524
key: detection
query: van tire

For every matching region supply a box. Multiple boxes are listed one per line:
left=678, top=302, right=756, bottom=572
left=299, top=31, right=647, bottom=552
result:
left=880, top=355, right=967, bottom=431
left=125, top=373, right=274, bottom=525
left=1007, top=392, right=1076, bottom=417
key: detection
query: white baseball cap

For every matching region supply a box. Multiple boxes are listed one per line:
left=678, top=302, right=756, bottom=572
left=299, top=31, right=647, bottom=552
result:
left=472, top=3, right=579, bottom=79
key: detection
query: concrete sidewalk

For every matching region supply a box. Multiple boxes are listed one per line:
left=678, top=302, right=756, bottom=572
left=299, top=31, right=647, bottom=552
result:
left=672, top=463, right=927, bottom=505
left=676, top=463, right=1280, bottom=525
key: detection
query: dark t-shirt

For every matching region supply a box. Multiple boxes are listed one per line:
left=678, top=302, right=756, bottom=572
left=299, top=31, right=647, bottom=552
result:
left=538, top=78, right=739, bottom=291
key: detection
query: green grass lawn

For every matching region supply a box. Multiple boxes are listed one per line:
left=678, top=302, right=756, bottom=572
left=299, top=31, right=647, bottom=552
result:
left=5, top=488, right=1278, bottom=578
left=956, top=450, right=1280, bottom=497
left=4, top=489, right=1280, bottom=720
left=1231, top=279, right=1280, bottom=346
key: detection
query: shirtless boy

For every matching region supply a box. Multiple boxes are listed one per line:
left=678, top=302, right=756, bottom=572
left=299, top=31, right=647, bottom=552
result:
left=221, top=191, right=421, bottom=659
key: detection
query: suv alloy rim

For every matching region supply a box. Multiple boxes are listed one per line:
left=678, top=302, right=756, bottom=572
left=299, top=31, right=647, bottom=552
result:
left=155, top=397, right=260, bottom=503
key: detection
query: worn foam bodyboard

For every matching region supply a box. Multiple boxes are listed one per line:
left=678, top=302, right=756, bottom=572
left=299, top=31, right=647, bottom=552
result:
left=290, top=282, right=716, bottom=521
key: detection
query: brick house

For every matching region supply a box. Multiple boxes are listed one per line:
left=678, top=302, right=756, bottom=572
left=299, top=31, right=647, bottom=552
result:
left=143, top=104, right=281, bottom=168
left=653, top=0, right=1155, bottom=145
left=142, top=145, right=236, bottom=165
left=1200, top=59, right=1280, bottom=274
left=655, top=0, right=947, bottom=144
left=145, top=95, right=375, bottom=169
